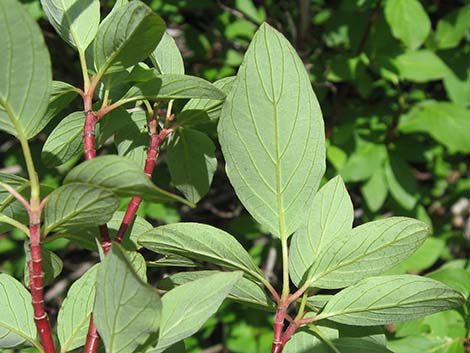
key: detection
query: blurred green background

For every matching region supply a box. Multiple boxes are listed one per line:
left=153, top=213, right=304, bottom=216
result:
left=1, top=0, right=470, bottom=352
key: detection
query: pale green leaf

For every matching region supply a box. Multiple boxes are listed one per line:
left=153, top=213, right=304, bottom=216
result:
left=317, top=275, right=465, bottom=325
left=58, top=265, right=98, bottom=353
left=399, top=102, right=470, bottom=153
left=308, top=217, right=429, bottom=289
left=384, top=153, right=418, bottom=210
left=40, top=0, right=100, bottom=50
left=218, top=23, right=325, bottom=238
left=158, top=270, right=275, bottom=311
left=94, top=244, right=161, bottom=353
left=167, top=129, right=217, bottom=203
left=150, top=32, right=184, bottom=74
left=0, top=273, right=37, bottom=348
left=44, top=183, right=119, bottom=234
left=121, top=74, right=225, bottom=102
left=362, top=167, right=388, bottom=212
left=64, top=155, right=194, bottom=206
left=289, top=176, right=353, bottom=286
left=138, top=222, right=265, bottom=283
left=384, top=0, right=430, bottom=50
left=395, top=50, right=449, bottom=83
left=150, top=271, right=242, bottom=353
left=0, top=0, right=52, bottom=139
left=94, top=1, right=165, bottom=74
left=443, top=52, right=470, bottom=106
left=427, top=268, right=470, bottom=298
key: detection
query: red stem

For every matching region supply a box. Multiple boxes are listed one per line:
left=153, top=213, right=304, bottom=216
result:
left=271, top=306, right=287, bottom=353
left=29, top=215, right=56, bottom=353
left=114, top=118, right=172, bottom=243
left=83, top=315, right=99, bottom=353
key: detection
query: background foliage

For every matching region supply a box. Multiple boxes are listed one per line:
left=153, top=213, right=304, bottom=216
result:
left=1, top=0, right=470, bottom=352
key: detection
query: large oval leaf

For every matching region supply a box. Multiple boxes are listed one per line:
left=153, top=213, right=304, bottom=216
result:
left=289, top=176, right=353, bottom=286
left=44, top=183, right=119, bottom=235
left=0, top=274, right=37, bottom=348
left=94, top=245, right=161, bottom=353
left=94, top=1, right=165, bottom=74
left=0, top=0, right=52, bottom=139
left=138, top=223, right=265, bottom=283
left=308, top=217, right=429, bottom=289
left=218, top=23, right=325, bottom=238
left=40, top=0, right=100, bottom=51
left=64, top=155, right=193, bottom=206
left=317, top=275, right=465, bottom=326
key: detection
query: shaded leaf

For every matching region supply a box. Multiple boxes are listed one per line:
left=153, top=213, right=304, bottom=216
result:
left=24, top=245, right=63, bottom=287
left=362, top=167, right=388, bottom=212
left=150, top=32, right=184, bottom=74
left=384, top=153, right=418, bottom=210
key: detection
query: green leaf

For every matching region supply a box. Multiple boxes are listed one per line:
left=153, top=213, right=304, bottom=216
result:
left=384, top=153, right=418, bottom=210
left=317, top=275, right=465, bottom=326
left=384, top=0, right=430, bottom=50
left=435, top=7, right=470, bottom=49
left=40, top=0, right=100, bottom=51
left=307, top=217, right=429, bottom=289
left=114, top=110, right=148, bottom=167
left=121, top=74, right=225, bottom=102
left=0, top=173, right=29, bottom=210
left=0, top=273, right=37, bottom=348
left=180, top=76, right=236, bottom=125
left=388, top=336, right=458, bottom=353
left=150, top=32, right=184, bottom=74
left=94, top=1, right=165, bottom=74
left=399, top=102, right=470, bottom=153
left=443, top=51, right=470, bottom=106
left=361, top=167, right=388, bottom=212
left=24, top=245, right=63, bottom=287
left=218, top=22, right=325, bottom=238
left=158, top=270, right=275, bottom=311
left=0, top=0, right=52, bottom=139
left=94, top=244, right=161, bottom=353
left=64, top=155, right=194, bottom=206
left=138, top=223, right=265, bottom=283
left=43, top=81, right=79, bottom=127
left=58, top=265, right=98, bottom=353
left=340, top=142, right=387, bottom=182
left=42, top=112, right=84, bottom=166
left=427, top=268, right=470, bottom=298
left=289, top=176, right=353, bottom=286
left=167, top=129, right=217, bottom=203
left=147, top=255, right=198, bottom=268
left=395, top=50, right=449, bottom=83
left=44, top=183, right=119, bottom=235
left=150, top=271, right=242, bottom=353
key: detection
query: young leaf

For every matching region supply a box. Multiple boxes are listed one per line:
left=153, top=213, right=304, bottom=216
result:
left=64, top=155, right=194, bottom=206
left=149, top=271, right=242, bottom=353
left=58, top=265, right=98, bottom=353
left=44, top=183, right=119, bottom=235
left=167, top=129, right=217, bottom=203
left=289, top=176, right=353, bottom=286
left=0, top=0, right=52, bottom=139
left=0, top=274, right=37, bottom=348
left=121, top=74, right=225, bottom=102
left=399, top=102, right=470, bottom=154
left=384, top=0, right=430, bottom=50
left=138, top=223, right=265, bottom=283
left=93, top=1, right=165, bottom=74
left=158, top=270, right=275, bottom=311
left=94, top=244, right=161, bottom=353
left=42, top=112, right=84, bottom=166
left=150, top=32, right=184, bottom=74
left=308, top=217, right=429, bottom=289
left=218, top=23, right=325, bottom=238
left=24, top=245, right=63, bottom=286
left=317, top=275, right=465, bottom=326
left=40, top=0, right=100, bottom=51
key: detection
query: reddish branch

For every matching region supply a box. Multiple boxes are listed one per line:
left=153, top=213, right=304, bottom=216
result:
left=115, top=115, right=173, bottom=242
left=29, top=210, right=56, bottom=353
